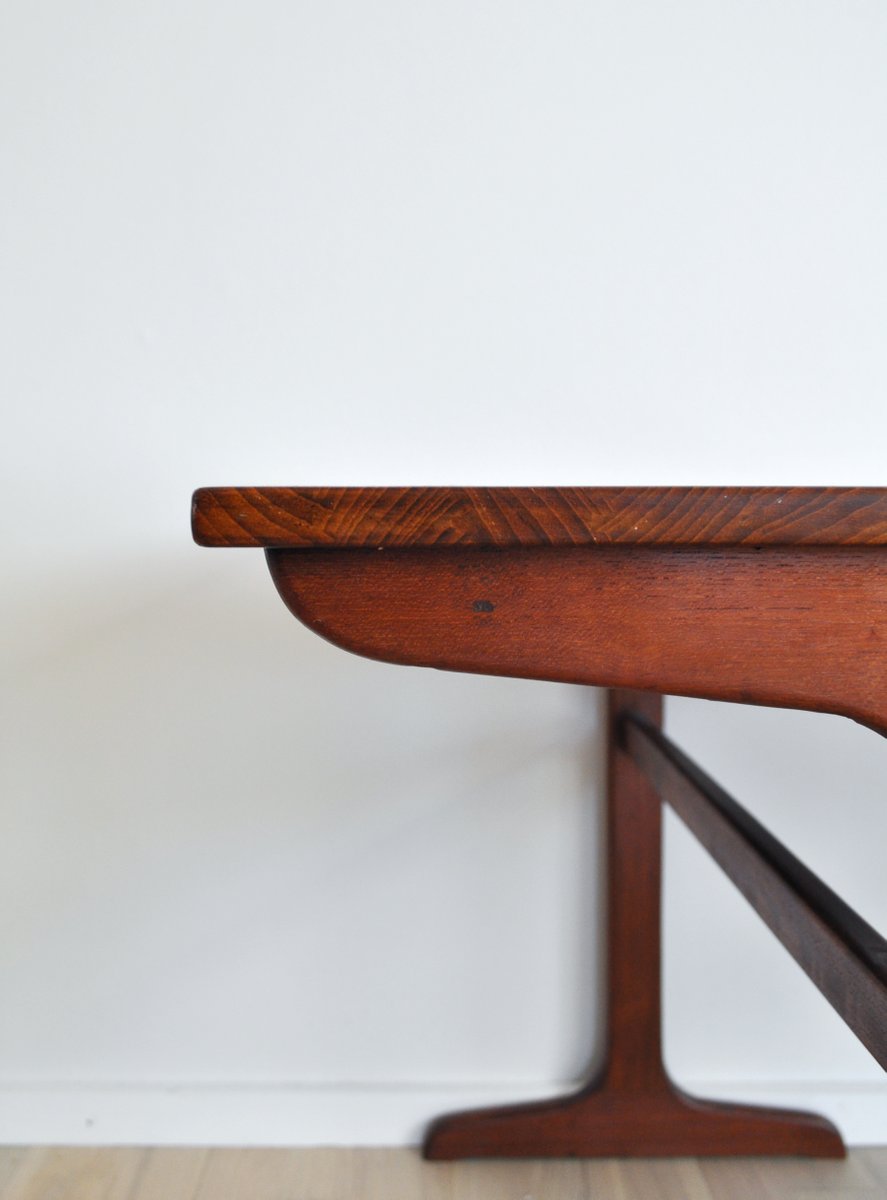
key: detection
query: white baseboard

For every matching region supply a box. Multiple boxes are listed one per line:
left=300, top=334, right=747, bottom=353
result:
left=0, top=1079, right=884, bottom=1147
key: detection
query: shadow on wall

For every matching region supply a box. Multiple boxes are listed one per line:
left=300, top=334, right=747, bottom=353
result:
left=0, top=554, right=604, bottom=1086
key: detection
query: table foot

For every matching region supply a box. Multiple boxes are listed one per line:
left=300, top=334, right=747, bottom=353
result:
left=422, top=1078, right=844, bottom=1158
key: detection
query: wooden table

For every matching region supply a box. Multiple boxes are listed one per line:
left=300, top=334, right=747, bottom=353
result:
left=192, top=486, right=887, bottom=1159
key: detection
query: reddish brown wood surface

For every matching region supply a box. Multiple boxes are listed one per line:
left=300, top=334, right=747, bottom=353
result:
left=423, top=690, right=844, bottom=1159
left=624, top=713, right=887, bottom=1071
left=266, top=545, right=887, bottom=733
left=192, top=486, right=887, bottom=549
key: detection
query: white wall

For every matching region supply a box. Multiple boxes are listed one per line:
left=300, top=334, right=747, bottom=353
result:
left=1, top=0, right=885, bottom=1145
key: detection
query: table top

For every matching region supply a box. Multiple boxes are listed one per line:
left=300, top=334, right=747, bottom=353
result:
left=192, top=486, right=887, bottom=550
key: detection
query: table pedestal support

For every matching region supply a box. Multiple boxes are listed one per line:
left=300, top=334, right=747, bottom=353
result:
left=422, top=689, right=844, bottom=1159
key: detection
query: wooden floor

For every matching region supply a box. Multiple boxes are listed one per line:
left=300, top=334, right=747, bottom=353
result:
left=1, top=1147, right=886, bottom=1199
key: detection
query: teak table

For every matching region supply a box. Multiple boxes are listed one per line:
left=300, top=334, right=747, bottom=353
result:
left=192, top=486, right=887, bottom=1159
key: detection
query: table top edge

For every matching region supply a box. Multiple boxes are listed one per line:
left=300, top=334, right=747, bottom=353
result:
left=191, top=486, right=887, bottom=549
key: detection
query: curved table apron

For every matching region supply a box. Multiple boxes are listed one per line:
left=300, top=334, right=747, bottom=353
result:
left=192, top=486, right=887, bottom=1159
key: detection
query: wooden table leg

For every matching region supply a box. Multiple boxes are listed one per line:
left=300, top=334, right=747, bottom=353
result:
left=422, top=689, right=845, bottom=1159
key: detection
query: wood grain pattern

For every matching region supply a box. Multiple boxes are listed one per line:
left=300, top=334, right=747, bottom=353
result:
left=2, top=1148, right=886, bottom=1200
left=423, top=690, right=843, bottom=1160
left=266, top=545, right=887, bottom=733
left=624, top=712, right=887, bottom=1070
left=0, top=1146, right=146, bottom=1200
left=192, top=487, right=887, bottom=549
